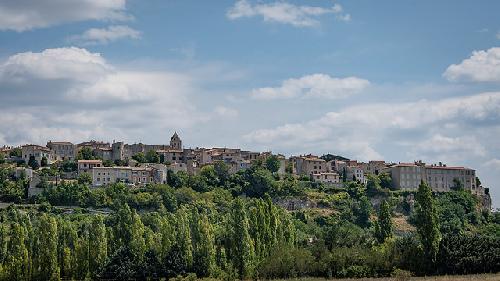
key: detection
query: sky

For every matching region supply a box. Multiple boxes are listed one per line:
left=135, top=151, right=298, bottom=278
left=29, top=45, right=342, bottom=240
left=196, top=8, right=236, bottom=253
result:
left=0, top=0, right=500, bottom=207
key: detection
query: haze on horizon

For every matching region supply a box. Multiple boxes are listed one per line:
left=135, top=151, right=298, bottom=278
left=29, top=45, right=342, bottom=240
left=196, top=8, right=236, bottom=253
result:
left=0, top=0, right=500, bottom=207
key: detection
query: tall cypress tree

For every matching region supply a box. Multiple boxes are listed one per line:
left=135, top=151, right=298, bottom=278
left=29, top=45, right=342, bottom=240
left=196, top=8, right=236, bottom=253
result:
left=415, top=181, right=441, bottom=266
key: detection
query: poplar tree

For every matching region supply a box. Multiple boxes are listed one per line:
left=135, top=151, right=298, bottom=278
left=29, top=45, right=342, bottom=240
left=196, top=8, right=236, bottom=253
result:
left=230, top=198, right=255, bottom=279
left=37, top=214, right=60, bottom=281
left=176, top=207, right=193, bottom=270
left=89, top=215, right=108, bottom=276
left=193, top=212, right=216, bottom=277
left=415, top=181, right=441, bottom=265
left=6, top=223, right=29, bottom=281
left=375, top=200, right=393, bottom=243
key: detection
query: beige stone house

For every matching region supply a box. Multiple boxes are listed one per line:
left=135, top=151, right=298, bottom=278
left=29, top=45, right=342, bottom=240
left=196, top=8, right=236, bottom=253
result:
left=46, top=141, right=76, bottom=161
left=22, top=144, right=53, bottom=166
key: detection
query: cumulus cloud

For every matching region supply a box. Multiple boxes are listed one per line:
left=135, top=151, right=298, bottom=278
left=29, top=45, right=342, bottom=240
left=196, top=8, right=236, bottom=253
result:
left=484, top=158, right=500, bottom=171
left=0, top=0, right=130, bottom=31
left=443, top=47, right=500, bottom=82
left=244, top=92, right=500, bottom=160
left=251, top=74, right=370, bottom=100
left=227, top=0, right=350, bottom=27
left=0, top=47, right=203, bottom=145
left=413, top=134, right=486, bottom=162
left=69, top=25, right=141, bottom=45
left=214, top=106, right=239, bottom=118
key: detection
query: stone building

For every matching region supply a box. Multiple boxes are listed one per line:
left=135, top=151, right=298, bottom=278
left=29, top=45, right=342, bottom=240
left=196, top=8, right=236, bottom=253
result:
left=78, top=159, right=103, bottom=175
left=46, top=141, right=76, bottom=161
left=21, top=144, right=53, bottom=166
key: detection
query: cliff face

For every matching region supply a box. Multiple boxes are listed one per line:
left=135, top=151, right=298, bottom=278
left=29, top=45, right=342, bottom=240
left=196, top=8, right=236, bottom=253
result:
left=479, top=193, right=492, bottom=211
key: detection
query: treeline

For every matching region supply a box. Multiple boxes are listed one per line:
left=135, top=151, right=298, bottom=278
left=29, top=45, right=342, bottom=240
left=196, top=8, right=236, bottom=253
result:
left=0, top=161, right=499, bottom=279
left=0, top=196, right=295, bottom=280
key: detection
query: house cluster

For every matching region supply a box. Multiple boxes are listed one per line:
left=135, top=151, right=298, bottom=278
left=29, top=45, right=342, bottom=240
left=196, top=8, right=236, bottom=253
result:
left=3, top=132, right=485, bottom=196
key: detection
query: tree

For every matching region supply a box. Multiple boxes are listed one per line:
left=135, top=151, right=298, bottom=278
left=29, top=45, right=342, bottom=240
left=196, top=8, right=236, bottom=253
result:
left=28, top=156, right=39, bottom=170
left=451, top=178, right=464, bottom=191
left=366, top=174, right=381, bottom=195
left=89, top=216, right=107, bottom=277
left=0, top=152, right=5, bottom=164
left=9, top=148, right=22, bottom=158
left=265, top=155, right=281, bottom=174
left=375, top=200, right=393, bottom=243
left=379, top=173, right=393, bottom=189
left=77, top=173, right=92, bottom=185
left=41, top=156, right=48, bottom=167
left=243, top=167, right=276, bottom=198
left=6, top=223, right=29, bottom=281
left=77, top=147, right=94, bottom=160
left=145, top=150, right=160, bottom=163
left=230, top=198, right=255, bottom=278
left=354, top=196, right=372, bottom=228
left=415, top=181, right=441, bottom=266
left=192, top=212, right=216, bottom=277
left=132, top=152, right=146, bottom=163
left=342, top=168, right=347, bottom=182
left=37, top=214, right=60, bottom=280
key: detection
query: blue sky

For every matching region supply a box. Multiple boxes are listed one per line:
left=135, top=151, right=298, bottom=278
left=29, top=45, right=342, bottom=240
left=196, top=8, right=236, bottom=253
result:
left=1, top=0, right=500, bottom=207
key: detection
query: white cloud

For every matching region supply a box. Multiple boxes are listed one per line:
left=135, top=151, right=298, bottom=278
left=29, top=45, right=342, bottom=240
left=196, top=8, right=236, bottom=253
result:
left=69, top=25, right=141, bottom=45
left=484, top=158, right=500, bottom=171
left=443, top=47, right=500, bottom=82
left=0, top=47, right=203, bottom=145
left=413, top=134, right=486, bottom=162
left=244, top=92, right=500, bottom=160
left=227, top=0, right=350, bottom=27
left=251, top=74, right=370, bottom=100
left=0, top=47, right=110, bottom=83
left=214, top=106, right=239, bottom=118
left=0, top=0, right=130, bottom=31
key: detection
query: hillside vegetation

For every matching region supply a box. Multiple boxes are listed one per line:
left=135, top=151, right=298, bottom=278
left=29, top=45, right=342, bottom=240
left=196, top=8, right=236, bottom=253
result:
left=0, top=160, right=499, bottom=280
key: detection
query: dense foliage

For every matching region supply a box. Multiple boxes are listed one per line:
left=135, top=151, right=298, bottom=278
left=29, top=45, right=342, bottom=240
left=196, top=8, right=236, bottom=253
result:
left=0, top=161, right=499, bottom=280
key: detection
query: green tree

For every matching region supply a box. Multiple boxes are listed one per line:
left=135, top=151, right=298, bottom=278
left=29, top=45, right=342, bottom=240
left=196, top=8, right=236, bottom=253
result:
left=374, top=200, right=393, bottom=243
left=77, top=147, right=94, bottom=160
left=265, top=155, right=281, bottom=174
left=41, top=156, right=48, bottom=167
left=379, top=173, right=393, bottom=189
left=366, top=174, right=381, bottom=195
left=230, top=198, right=255, bottom=278
left=89, top=216, right=107, bottom=276
left=451, top=178, right=464, bottom=191
left=355, top=196, right=372, bottom=228
left=6, top=223, right=29, bottom=281
left=37, top=214, right=60, bottom=280
left=77, top=173, right=92, bottom=185
left=145, top=150, right=160, bottom=163
left=415, top=181, right=441, bottom=266
left=0, top=152, right=5, bottom=164
left=132, top=152, right=146, bottom=163
left=10, top=148, right=22, bottom=158
left=28, top=156, right=39, bottom=170
left=176, top=207, right=193, bottom=270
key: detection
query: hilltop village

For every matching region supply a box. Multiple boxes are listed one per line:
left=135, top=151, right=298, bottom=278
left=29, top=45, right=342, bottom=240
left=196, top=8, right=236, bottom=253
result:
left=0, top=132, right=491, bottom=209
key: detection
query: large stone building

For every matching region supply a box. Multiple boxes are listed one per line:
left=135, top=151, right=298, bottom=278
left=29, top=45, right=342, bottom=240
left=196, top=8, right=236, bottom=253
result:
left=291, top=155, right=327, bottom=176
left=46, top=141, right=76, bottom=161
left=390, top=162, right=481, bottom=194
left=21, top=144, right=53, bottom=166
left=92, top=166, right=158, bottom=186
